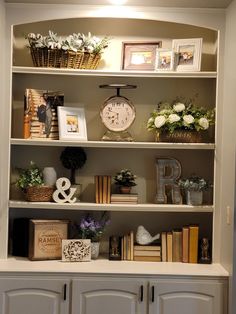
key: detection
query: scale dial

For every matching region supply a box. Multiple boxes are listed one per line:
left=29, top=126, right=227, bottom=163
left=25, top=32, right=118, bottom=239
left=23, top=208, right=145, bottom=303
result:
left=100, top=95, right=135, bottom=132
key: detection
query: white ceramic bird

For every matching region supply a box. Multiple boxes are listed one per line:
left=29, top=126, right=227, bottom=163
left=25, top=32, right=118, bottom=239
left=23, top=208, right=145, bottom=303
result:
left=136, top=225, right=160, bottom=245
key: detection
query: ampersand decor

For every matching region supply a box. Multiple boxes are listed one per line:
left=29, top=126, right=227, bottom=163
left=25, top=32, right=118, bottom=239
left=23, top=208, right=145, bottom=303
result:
left=52, top=177, right=76, bottom=203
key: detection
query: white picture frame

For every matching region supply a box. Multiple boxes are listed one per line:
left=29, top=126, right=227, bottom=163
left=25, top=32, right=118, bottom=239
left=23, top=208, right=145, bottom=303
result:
left=58, top=106, right=87, bottom=141
left=172, top=38, right=202, bottom=72
left=156, top=49, right=175, bottom=71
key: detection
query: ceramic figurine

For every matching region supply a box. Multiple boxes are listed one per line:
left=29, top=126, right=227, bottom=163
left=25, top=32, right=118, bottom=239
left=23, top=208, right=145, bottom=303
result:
left=136, top=225, right=160, bottom=245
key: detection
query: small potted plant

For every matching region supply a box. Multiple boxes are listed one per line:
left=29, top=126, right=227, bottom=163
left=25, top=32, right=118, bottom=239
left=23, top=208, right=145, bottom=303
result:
left=16, top=161, right=54, bottom=202
left=178, top=175, right=209, bottom=205
left=76, top=212, right=110, bottom=259
left=114, top=169, right=137, bottom=194
left=60, top=147, right=87, bottom=201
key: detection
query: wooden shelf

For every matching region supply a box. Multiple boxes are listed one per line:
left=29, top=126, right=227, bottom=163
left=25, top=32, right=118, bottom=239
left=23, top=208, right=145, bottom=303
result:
left=11, top=138, right=215, bottom=150
left=12, top=66, right=217, bottom=78
left=9, top=201, right=214, bottom=212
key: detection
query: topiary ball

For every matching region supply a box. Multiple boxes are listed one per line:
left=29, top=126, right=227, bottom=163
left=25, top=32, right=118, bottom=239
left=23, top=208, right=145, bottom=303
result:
left=60, top=147, right=87, bottom=170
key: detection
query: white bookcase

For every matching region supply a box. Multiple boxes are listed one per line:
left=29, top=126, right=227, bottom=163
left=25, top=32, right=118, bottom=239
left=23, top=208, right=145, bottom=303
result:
left=0, top=0, right=231, bottom=284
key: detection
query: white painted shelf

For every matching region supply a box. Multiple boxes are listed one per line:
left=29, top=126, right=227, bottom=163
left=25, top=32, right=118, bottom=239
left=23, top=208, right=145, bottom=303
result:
left=0, top=257, right=228, bottom=277
left=11, top=138, right=215, bottom=150
left=9, top=201, right=214, bottom=212
left=12, top=66, right=218, bottom=78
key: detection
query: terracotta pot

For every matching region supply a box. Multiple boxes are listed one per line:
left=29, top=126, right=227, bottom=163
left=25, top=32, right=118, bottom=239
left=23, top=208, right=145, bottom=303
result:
left=119, top=186, right=132, bottom=194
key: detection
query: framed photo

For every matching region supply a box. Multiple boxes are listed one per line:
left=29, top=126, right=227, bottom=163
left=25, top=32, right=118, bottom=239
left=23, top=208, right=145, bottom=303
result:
left=156, top=49, right=175, bottom=71
left=24, top=89, right=64, bottom=140
left=58, top=106, right=87, bottom=141
left=172, top=38, right=202, bottom=72
left=122, top=41, right=162, bottom=71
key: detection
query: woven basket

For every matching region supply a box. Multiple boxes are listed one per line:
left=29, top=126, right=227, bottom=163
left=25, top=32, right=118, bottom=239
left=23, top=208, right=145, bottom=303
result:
left=26, top=186, right=54, bottom=202
left=30, top=47, right=101, bottom=69
left=156, top=130, right=202, bottom=143
left=30, top=47, right=62, bottom=68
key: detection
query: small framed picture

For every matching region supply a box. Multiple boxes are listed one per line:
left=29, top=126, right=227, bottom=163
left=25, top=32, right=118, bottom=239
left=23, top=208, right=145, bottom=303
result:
left=156, top=49, right=175, bottom=71
left=121, top=41, right=162, bottom=71
left=172, top=38, right=202, bottom=72
left=58, top=106, right=87, bottom=141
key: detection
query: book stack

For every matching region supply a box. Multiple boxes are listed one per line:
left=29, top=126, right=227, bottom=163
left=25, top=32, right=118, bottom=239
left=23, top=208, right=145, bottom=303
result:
left=94, top=175, right=111, bottom=204
left=134, top=244, right=161, bottom=262
left=110, top=193, right=138, bottom=204
left=161, top=225, right=199, bottom=263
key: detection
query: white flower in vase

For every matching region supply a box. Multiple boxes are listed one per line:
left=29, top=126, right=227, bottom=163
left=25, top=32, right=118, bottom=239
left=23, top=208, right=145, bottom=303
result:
left=199, top=117, right=209, bottom=130
left=173, top=102, right=185, bottom=112
left=168, top=113, right=180, bottom=123
left=183, top=114, right=194, bottom=125
left=154, top=115, right=166, bottom=128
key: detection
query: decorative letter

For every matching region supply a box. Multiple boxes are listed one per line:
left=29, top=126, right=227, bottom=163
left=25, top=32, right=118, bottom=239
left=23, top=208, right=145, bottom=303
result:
left=155, top=158, right=182, bottom=204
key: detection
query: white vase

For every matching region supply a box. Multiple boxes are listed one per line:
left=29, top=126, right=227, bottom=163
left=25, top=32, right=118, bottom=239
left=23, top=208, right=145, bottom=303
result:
left=91, top=242, right=100, bottom=259
left=186, top=190, right=203, bottom=206
left=42, top=167, right=57, bottom=186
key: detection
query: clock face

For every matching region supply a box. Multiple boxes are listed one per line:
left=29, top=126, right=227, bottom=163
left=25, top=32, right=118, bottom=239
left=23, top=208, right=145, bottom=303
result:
left=100, top=96, right=135, bottom=132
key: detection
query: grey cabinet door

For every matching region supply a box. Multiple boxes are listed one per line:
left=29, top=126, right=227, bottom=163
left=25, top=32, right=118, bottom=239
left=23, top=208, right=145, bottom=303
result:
left=0, top=277, right=69, bottom=314
left=72, top=278, right=147, bottom=314
left=149, top=279, right=226, bottom=314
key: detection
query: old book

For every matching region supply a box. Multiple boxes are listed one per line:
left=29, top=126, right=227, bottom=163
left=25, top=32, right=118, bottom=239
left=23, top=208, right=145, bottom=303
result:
left=134, top=245, right=161, bottom=251
left=167, top=232, right=173, bottom=262
left=95, top=176, right=99, bottom=203
left=161, top=231, right=167, bottom=262
left=172, top=229, right=182, bottom=262
left=24, top=89, right=64, bottom=140
left=182, top=226, right=189, bottom=263
left=98, top=175, right=103, bottom=203
left=102, top=175, right=108, bottom=203
left=189, top=225, right=199, bottom=263
left=107, top=176, right=111, bottom=204
left=134, top=256, right=161, bottom=262
left=127, top=233, right=131, bottom=260
left=134, top=250, right=161, bottom=257
left=130, top=231, right=134, bottom=261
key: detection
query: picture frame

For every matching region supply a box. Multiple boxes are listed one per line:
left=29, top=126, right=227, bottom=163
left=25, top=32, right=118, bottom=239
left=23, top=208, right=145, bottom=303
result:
left=24, top=89, right=64, bottom=140
left=156, top=49, right=175, bottom=71
left=121, top=41, right=162, bottom=71
left=58, top=106, right=87, bottom=141
left=172, top=38, right=202, bottom=72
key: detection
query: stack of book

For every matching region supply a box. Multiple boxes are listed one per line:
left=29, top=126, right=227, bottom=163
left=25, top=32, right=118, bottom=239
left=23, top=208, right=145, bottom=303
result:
left=94, top=175, right=111, bottom=204
left=111, top=193, right=138, bottom=204
left=161, top=225, right=199, bottom=263
left=134, top=244, right=161, bottom=262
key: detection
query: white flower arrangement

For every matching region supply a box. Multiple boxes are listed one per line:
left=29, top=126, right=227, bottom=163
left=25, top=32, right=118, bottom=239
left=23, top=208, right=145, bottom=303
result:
left=27, top=31, right=110, bottom=54
left=147, top=98, right=215, bottom=134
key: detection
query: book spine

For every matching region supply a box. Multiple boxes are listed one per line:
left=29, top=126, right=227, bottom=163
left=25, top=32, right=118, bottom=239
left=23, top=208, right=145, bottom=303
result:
left=134, top=245, right=161, bottom=251
left=134, top=256, right=161, bottom=262
left=107, top=176, right=111, bottom=204
left=182, top=226, right=189, bottom=263
left=189, top=225, right=199, bottom=263
left=102, top=175, right=108, bottom=204
left=98, top=175, right=103, bottom=204
left=161, top=231, right=167, bottom=262
left=95, top=176, right=99, bottom=204
left=134, top=250, right=161, bottom=257
left=172, top=230, right=182, bottom=262
left=167, top=232, right=173, bottom=262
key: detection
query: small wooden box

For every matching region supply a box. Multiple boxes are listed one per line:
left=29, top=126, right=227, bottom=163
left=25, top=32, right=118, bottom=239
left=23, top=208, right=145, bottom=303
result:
left=29, top=219, right=69, bottom=260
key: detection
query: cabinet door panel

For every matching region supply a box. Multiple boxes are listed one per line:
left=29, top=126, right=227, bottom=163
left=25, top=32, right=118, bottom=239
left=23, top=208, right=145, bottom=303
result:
left=149, top=280, right=225, bottom=314
left=72, top=278, right=146, bottom=314
left=0, top=278, right=69, bottom=314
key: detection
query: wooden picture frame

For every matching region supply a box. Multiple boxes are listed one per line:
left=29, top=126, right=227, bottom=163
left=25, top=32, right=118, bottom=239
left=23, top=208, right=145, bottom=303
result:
left=121, top=41, right=162, bottom=71
left=172, top=38, right=202, bottom=72
left=24, top=89, right=64, bottom=140
left=156, top=49, right=175, bottom=71
left=28, top=219, right=69, bottom=261
left=58, top=106, right=87, bottom=141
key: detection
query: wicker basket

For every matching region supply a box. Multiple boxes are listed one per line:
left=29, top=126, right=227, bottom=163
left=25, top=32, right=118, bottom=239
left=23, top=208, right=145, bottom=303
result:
left=26, top=186, right=54, bottom=202
left=30, top=47, right=102, bottom=69
left=156, top=130, right=202, bottom=143
left=30, top=47, right=62, bottom=68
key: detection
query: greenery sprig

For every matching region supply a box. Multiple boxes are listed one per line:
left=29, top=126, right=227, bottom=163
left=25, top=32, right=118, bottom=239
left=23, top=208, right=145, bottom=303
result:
left=16, top=161, right=44, bottom=192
